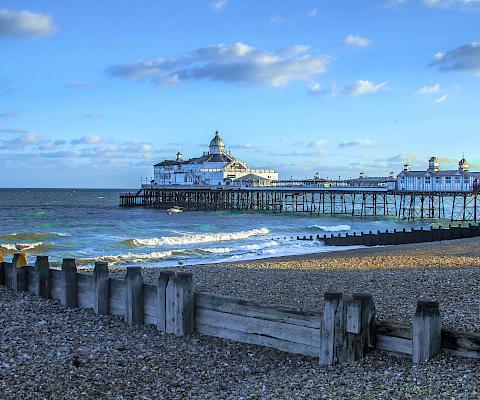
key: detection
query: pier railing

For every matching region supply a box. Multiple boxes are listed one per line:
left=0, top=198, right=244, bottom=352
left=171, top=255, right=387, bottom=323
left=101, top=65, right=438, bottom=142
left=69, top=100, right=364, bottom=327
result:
left=1, top=253, right=479, bottom=366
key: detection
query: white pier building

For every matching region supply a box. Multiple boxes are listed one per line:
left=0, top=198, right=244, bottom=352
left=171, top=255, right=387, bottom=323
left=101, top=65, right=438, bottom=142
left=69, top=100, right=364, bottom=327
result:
left=397, top=156, right=480, bottom=192
left=152, top=131, right=278, bottom=187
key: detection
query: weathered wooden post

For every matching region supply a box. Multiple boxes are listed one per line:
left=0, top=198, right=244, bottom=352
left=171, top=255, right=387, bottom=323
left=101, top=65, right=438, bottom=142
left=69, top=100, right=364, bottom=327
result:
left=61, top=258, right=78, bottom=308
left=177, top=272, right=195, bottom=336
left=165, top=272, right=195, bottom=337
left=320, top=292, right=345, bottom=366
left=34, top=256, right=50, bottom=298
left=126, top=267, right=144, bottom=325
left=93, top=261, right=110, bottom=315
left=0, top=250, right=5, bottom=285
left=157, top=270, right=176, bottom=332
left=345, top=294, right=376, bottom=361
left=12, top=253, right=27, bottom=292
left=413, top=300, right=442, bottom=364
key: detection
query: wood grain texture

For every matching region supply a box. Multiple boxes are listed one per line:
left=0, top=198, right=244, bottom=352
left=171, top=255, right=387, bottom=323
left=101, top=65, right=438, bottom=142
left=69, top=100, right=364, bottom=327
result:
left=196, top=323, right=320, bottom=357
left=196, top=292, right=321, bottom=329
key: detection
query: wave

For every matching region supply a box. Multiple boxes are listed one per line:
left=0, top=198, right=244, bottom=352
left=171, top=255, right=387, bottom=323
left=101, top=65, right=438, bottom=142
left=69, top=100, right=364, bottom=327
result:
left=308, top=224, right=351, bottom=232
left=0, top=232, right=68, bottom=241
left=77, top=250, right=175, bottom=266
left=125, top=227, right=270, bottom=247
left=0, top=242, right=47, bottom=252
left=240, top=240, right=279, bottom=251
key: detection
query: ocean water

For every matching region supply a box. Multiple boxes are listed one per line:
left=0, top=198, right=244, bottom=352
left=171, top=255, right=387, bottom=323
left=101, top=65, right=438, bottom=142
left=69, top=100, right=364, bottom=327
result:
left=0, top=189, right=429, bottom=268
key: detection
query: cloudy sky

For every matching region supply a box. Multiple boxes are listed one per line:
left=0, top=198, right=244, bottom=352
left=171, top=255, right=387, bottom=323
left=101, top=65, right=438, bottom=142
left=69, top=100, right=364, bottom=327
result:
left=1, top=0, right=480, bottom=188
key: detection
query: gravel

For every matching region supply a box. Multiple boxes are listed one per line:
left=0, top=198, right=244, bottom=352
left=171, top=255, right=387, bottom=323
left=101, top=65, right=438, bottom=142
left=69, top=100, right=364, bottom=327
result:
left=1, top=286, right=479, bottom=399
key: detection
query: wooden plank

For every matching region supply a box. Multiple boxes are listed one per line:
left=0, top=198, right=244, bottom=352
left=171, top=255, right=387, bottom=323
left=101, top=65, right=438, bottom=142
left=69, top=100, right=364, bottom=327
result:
left=26, top=265, right=35, bottom=293
left=49, top=269, right=61, bottom=300
left=376, top=321, right=412, bottom=339
left=143, top=283, right=158, bottom=324
left=196, top=323, right=320, bottom=357
left=377, top=335, right=412, bottom=356
left=77, top=273, right=93, bottom=294
left=196, top=292, right=321, bottom=329
left=177, top=272, right=194, bottom=336
left=442, top=330, right=480, bottom=355
left=78, top=291, right=93, bottom=309
left=12, top=253, right=27, bottom=292
left=346, top=300, right=361, bottom=334
left=319, top=292, right=345, bottom=365
left=109, top=278, right=126, bottom=317
left=165, top=276, right=178, bottom=334
left=196, top=308, right=320, bottom=348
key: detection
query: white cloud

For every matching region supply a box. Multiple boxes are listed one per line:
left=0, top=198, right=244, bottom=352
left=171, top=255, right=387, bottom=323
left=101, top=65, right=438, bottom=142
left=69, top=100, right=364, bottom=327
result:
left=71, top=134, right=105, bottom=145
left=344, top=80, right=387, bottom=96
left=429, top=42, right=480, bottom=75
left=415, top=83, right=440, bottom=94
left=436, top=94, right=448, bottom=103
left=308, top=8, right=318, bottom=17
left=0, top=8, right=57, bottom=38
left=422, top=0, right=480, bottom=10
left=211, top=0, right=228, bottom=11
left=343, top=34, right=371, bottom=47
left=339, top=139, right=375, bottom=148
left=107, top=42, right=332, bottom=91
left=269, top=15, right=284, bottom=24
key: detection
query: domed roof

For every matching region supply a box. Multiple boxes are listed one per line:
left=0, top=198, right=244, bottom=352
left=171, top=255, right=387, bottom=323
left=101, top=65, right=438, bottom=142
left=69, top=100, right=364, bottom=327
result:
left=209, top=131, right=226, bottom=154
left=210, top=131, right=225, bottom=147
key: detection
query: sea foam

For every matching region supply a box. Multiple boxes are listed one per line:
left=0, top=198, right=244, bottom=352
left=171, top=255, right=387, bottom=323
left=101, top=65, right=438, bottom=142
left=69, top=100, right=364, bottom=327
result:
left=126, top=227, right=270, bottom=247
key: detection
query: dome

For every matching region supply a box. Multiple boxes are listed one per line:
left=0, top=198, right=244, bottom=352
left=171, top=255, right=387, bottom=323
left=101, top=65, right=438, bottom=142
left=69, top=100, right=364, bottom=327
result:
left=209, top=131, right=225, bottom=155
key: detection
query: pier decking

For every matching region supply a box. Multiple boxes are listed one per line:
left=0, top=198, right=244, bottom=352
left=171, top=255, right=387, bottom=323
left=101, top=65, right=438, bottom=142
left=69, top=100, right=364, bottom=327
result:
left=119, top=186, right=480, bottom=221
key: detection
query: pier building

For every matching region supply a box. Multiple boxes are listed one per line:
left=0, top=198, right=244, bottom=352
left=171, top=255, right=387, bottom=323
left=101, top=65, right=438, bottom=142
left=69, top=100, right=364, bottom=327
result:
left=152, top=131, right=278, bottom=187
left=397, top=157, right=480, bottom=192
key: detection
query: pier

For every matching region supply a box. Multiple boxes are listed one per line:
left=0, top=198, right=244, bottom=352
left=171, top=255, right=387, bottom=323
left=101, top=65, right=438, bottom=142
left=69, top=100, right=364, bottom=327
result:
left=119, top=186, right=480, bottom=222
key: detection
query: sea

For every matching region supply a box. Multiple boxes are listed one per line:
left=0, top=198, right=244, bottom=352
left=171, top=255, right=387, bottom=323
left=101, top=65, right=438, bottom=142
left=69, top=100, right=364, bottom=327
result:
left=0, top=188, right=430, bottom=268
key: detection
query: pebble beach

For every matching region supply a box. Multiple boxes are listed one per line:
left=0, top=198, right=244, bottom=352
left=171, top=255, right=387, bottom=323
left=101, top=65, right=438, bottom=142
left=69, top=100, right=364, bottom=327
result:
left=1, top=238, right=480, bottom=398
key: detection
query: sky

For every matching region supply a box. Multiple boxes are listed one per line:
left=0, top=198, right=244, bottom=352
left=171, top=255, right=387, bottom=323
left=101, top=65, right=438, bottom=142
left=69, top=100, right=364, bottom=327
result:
left=0, top=0, right=480, bottom=188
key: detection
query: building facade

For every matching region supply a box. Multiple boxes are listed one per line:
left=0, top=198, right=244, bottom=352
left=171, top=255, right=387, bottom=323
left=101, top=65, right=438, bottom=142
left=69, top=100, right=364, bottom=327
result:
left=397, top=157, right=480, bottom=192
left=152, top=131, right=278, bottom=187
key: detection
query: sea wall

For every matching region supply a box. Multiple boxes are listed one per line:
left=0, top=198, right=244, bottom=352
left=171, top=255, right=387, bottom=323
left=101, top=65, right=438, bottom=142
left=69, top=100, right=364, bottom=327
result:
left=1, top=253, right=479, bottom=365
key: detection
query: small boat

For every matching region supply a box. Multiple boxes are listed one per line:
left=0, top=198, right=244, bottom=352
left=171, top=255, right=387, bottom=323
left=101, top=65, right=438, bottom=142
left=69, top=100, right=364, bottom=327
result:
left=167, top=206, right=183, bottom=214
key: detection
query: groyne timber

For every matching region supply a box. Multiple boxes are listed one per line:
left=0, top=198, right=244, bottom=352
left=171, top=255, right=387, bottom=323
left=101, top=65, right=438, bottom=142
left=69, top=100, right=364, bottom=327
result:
left=120, top=186, right=480, bottom=222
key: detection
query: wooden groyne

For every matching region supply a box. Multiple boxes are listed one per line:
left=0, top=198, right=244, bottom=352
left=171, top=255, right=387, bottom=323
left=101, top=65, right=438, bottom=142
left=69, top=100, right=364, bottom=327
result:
left=120, top=187, right=480, bottom=221
left=1, top=253, right=479, bottom=365
left=297, top=223, right=480, bottom=246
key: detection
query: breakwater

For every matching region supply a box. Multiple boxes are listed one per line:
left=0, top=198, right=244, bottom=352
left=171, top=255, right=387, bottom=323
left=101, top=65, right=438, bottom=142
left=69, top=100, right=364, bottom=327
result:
left=1, top=252, right=479, bottom=365
left=297, top=223, right=480, bottom=246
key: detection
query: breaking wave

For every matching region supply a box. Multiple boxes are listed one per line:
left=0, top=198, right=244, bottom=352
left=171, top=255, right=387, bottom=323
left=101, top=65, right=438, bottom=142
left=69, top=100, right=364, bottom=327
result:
left=0, top=242, right=47, bottom=252
left=308, top=224, right=351, bottom=232
left=125, top=227, right=270, bottom=247
left=0, top=232, right=67, bottom=241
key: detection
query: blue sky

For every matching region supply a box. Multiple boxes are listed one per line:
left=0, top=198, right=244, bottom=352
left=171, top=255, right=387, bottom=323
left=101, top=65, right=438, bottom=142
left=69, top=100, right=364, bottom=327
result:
left=1, top=0, right=479, bottom=188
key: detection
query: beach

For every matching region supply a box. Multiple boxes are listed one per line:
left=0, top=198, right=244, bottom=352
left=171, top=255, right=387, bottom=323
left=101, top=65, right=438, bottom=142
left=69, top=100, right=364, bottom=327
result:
left=1, top=237, right=479, bottom=399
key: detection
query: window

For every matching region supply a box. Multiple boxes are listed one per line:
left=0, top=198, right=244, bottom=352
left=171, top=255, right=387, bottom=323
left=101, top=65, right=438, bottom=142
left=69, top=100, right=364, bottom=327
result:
left=446, top=177, right=452, bottom=184
left=436, top=177, right=441, bottom=183
left=425, top=177, right=431, bottom=184
left=455, top=177, right=461, bottom=183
